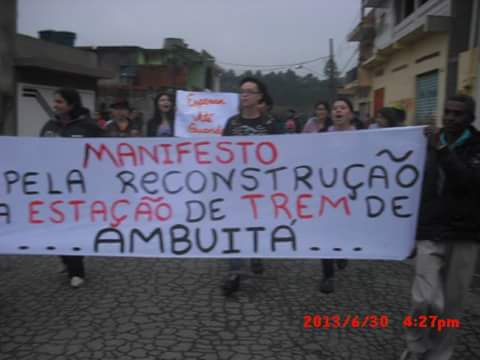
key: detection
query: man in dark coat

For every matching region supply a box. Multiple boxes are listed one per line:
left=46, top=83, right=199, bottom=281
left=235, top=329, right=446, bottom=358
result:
left=401, top=95, right=480, bottom=360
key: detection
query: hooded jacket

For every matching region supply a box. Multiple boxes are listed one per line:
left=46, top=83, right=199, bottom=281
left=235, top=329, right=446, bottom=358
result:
left=40, top=109, right=104, bottom=138
left=416, top=126, right=480, bottom=241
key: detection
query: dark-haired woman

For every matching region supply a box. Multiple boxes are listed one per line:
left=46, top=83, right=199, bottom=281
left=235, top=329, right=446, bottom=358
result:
left=303, top=100, right=331, bottom=133
left=147, top=92, right=175, bottom=137
left=40, top=87, right=104, bottom=288
left=316, top=97, right=361, bottom=294
left=372, top=107, right=403, bottom=128
left=41, top=88, right=104, bottom=138
left=329, top=97, right=364, bottom=131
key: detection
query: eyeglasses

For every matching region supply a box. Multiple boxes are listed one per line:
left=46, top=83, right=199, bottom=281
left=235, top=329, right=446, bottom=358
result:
left=239, top=89, right=261, bottom=95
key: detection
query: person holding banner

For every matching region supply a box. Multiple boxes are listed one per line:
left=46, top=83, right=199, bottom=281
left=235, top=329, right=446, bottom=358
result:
left=400, top=95, right=480, bottom=360
left=329, top=98, right=364, bottom=132
left=40, top=87, right=104, bottom=288
left=315, top=97, right=362, bottom=294
left=221, top=77, right=279, bottom=296
left=147, top=92, right=175, bottom=137
left=258, top=93, right=284, bottom=134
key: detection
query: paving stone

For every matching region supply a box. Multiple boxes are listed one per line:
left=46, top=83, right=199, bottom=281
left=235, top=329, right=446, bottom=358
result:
left=0, top=256, right=478, bottom=360
left=160, top=352, right=183, bottom=360
left=130, top=349, right=147, bottom=358
left=37, top=344, right=64, bottom=356
left=87, top=340, right=103, bottom=351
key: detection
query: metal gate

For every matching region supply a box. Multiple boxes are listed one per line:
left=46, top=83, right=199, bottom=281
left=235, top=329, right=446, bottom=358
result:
left=415, top=70, right=439, bottom=124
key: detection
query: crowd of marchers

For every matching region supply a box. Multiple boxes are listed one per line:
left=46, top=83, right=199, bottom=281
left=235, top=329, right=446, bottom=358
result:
left=38, top=76, right=480, bottom=360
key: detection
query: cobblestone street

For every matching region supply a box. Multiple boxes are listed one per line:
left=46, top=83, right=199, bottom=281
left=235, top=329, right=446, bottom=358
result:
left=1, top=256, right=479, bottom=360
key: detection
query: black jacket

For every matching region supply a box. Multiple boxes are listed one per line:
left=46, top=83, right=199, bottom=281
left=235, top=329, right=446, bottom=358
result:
left=40, top=110, right=104, bottom=138
left=222, top=114, right=279, bottom=136
left=416, top=126, right=480, bottom=241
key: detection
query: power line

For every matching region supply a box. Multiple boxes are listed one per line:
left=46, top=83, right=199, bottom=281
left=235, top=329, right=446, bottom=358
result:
left=216, top=54, right=330, bottom=69
left=336, top=4, right=364, bottom=75
left=340, top=47, right=359, bottom=74
left=218, top=3, right=364, bottom=72
left=295, top=65, right=324, bottom=79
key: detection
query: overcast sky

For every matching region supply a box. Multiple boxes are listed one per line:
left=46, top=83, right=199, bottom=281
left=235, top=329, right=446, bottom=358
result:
left=17, top=0, right=361, bottom=78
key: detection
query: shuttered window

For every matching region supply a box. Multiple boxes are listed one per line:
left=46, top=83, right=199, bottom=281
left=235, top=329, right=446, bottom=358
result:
left=415, top=70, right=438, bottom=124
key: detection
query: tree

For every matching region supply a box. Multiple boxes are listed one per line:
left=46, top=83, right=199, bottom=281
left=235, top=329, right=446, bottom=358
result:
left=220, top=69, right=332, bottom=119
left=323, top=58, right=340, bottom=103
left=323, top=58, right=340, bottom=80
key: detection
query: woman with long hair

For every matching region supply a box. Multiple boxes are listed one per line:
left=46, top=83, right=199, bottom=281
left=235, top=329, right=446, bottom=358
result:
left=329, top=97, right=364, bottom=131
left=317, top=97, right=362, bottom=294
left=40, top=87, right=104, bottom=288
left=303, top=100, right=331, bottom=133
left=41, top=88, right=103, bottom=138
left=147, top=92, right=175, bottom=137
left=372, top=107, right=403, bottom=128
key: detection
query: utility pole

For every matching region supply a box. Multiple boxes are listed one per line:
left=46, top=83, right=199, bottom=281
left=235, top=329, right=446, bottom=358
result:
left=329, top=38, right=337, bottom=105
left=0, top=0, right=16, bottom=135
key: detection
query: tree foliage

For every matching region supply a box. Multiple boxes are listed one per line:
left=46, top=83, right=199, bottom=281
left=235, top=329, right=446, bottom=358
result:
left=323, top=58, right=340, bottom=80
left=220, top=69, right=332, bottom=116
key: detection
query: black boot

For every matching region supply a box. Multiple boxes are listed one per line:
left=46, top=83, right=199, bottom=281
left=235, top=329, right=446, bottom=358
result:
left=251, top=259, right=264, bottom=275
left=222, top=274, right=240, bottom=296
left=319, top=277, right=335, bottom=294
left=337, top=259, right=348, bottom=270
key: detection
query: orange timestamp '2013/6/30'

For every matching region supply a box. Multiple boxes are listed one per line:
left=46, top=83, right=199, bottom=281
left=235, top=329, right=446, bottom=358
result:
left=304, top=314, right=390, bottom=329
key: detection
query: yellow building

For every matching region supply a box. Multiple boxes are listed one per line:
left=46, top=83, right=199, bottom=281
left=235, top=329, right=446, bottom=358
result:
left=346, top=0, right=480, bottom=125
left=457, top=0, right=480, bottom=128
left=364, top=31, right=449, bottom=125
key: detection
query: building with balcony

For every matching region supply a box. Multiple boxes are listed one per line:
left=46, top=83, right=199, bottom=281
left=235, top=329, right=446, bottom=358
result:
left=344, top=9, right=375, bottom=118
left=456, top=1, right=480, bottom=128
left=348, top=0, right=459, bottom=125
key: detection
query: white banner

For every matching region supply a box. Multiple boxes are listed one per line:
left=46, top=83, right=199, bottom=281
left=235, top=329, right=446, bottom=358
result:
left=174, top=90, right=239, bottom=137
left=0, top=127, right=426, bottom=259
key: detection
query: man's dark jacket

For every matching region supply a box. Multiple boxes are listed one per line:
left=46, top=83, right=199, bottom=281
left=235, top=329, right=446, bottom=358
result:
left=417, top=126, right=480, bottom=241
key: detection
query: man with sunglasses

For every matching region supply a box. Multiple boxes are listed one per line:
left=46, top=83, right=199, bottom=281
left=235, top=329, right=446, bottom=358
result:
left=221, top=77, right=279, bottom=296
left=223, top=77, right=278, bottom=136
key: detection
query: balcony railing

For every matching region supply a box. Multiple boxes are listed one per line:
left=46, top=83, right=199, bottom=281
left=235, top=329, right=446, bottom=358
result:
left=348, top=10, right=376, bottom=42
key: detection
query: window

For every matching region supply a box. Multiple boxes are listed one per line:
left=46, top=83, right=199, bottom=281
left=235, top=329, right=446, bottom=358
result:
left=415, top=70, right=439, bottom=124
left=395, top=0, right=403, bottom=24
left=404, top=0, right=415, bottom=18
left=395, top=0, right=428, bottom=24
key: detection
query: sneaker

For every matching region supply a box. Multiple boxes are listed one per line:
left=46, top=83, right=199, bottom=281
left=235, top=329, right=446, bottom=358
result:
left=222, top=274, right=240, bottom=296
left=250, top=259, right=264, bottom=275
left=337, top=259, right=348, bottom=270
left=70, top=276, right=85, bottom=288
left=319, top=277, right=334, bottom=294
